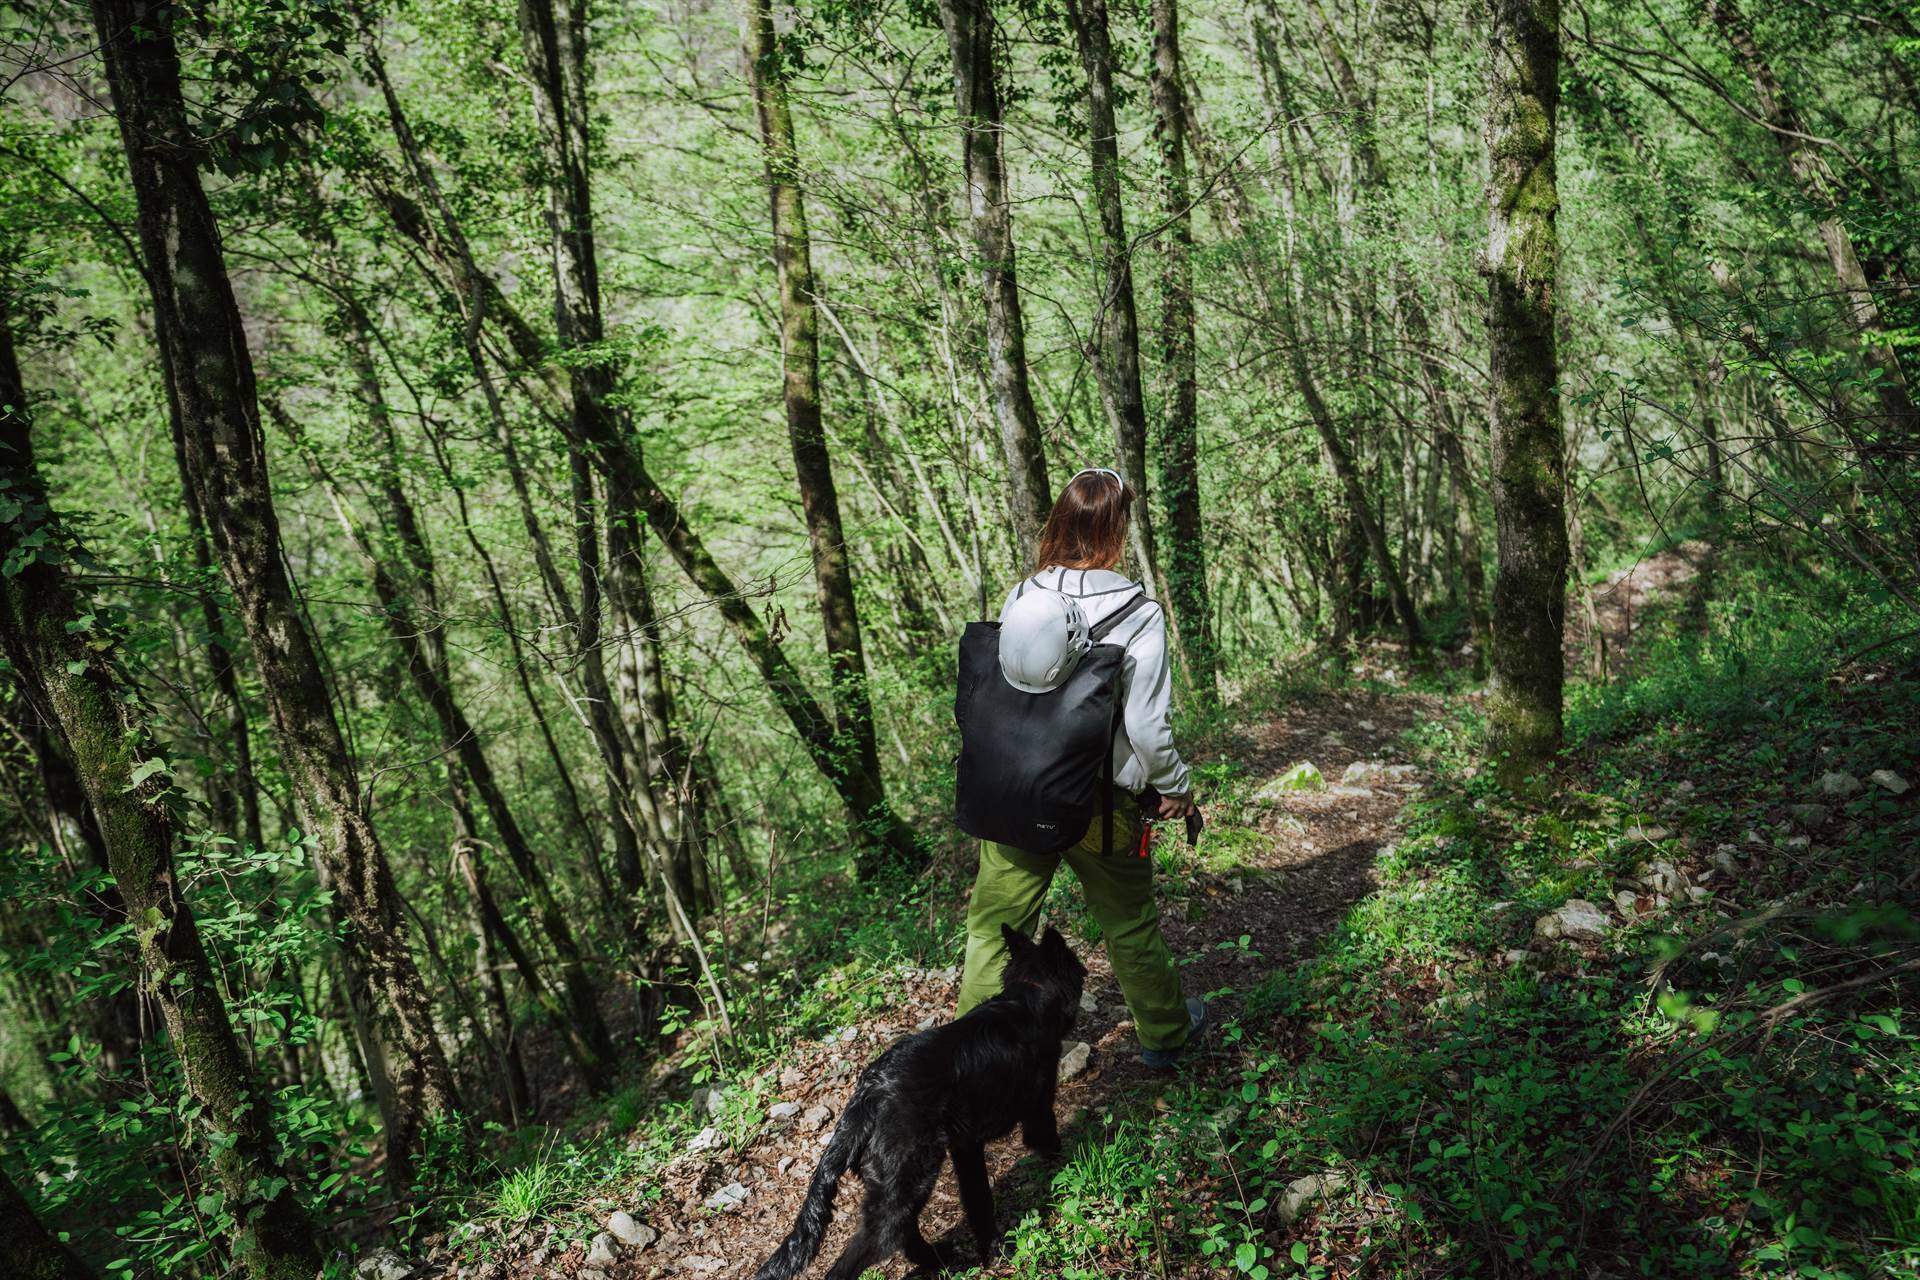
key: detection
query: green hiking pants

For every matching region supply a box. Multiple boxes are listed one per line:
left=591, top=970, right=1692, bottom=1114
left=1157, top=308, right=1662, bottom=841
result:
left=956, top=802, right=1190, bottom=1052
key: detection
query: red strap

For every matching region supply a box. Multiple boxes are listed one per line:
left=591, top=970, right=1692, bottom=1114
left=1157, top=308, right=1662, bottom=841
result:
left=1136, top=821, right=1154, bottom=858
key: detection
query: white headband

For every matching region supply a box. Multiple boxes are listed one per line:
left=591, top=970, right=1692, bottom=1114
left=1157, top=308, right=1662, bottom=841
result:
left=1072, top=466, right=1123, bottom=487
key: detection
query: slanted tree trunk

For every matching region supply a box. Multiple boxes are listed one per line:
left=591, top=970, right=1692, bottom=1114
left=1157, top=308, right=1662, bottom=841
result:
left=292, top=316, right=620, bottom=1092
left=1148, top=0, right=1218, bottom=701
left=0, top=312, right=320, bottom=1280
left=938, top=0, right=1053, bottom=563
left=90, top=0, right=460, bottom=1183
left=517, top=0, right=920, bottom=877
left=0, top=1169, right=91, bottom=1280
left=1066, top=0, right=1165, bottom=602
left=1484, top=0, right=1568, bottom=786
left=743, top=0, right=902, bottom=878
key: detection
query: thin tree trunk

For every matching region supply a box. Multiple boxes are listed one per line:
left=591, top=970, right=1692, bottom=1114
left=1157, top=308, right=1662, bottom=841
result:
left=1148, top=0, right=1218, bottom=701
left=938, top=0, right=1053, bottom=562
left=743, top=0, right=902, bottom=879
left=519, top=0, right=919, bottom=877
left=288, top=334, right=621, bottom=1092
left=1066, top=0, right=1165, bottom=601
left=0, top=314, right=320, bottom=1280
left=454, top=845, right=532, bottom=1123
left=91, top=0, right=460, bottom=1184
left=1485, top=0, right=1568, bottom=785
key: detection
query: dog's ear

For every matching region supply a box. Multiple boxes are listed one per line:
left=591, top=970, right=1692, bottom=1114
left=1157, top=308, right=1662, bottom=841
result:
left=1039, top=926, right=1069, bottom=956
left=1001, top=923, right=1034, bottom=957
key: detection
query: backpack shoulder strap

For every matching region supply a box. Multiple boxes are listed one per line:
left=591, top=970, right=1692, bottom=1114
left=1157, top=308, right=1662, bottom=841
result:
left=1088, top=591, right=1151, bottom=643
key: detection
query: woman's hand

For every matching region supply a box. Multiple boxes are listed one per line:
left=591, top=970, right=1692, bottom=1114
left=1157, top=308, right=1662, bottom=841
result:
left=1156, top=791, right=1197, bottom=819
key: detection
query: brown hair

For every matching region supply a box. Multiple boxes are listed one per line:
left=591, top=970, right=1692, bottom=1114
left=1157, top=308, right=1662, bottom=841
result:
left=1034, top=469, right=1132, bottom=571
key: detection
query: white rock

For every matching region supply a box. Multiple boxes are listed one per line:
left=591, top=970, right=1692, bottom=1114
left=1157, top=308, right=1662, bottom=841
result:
left=777, top=1156, right=794, bottom=1175
left=1613, top=888, right=1641, bottom=917
left=1359, top=720, right=1378, bottom=731
left=682, top=1254, right=725, bottom=1273
left=1685, top=886, right=1712, bottom=903
left=1815, top=771, right=1863, bottom=798
left=1256, top=762, right=1324, bottom=800
left=1673, top=780, right=1695, bottom=797
left=1079, top=990, right=1098, bottom=1015
left=940, top=966, right=960, bottom=984
left=686, top=1125, right=723, bottom=1153
left=1711, top=845, right=1741, bottom=878
left=356, top=1248, right=411, bottom=1280
left=606, top=1212, right=657, bottom=1250
left=799, top=1104, right=833, bottom=1132
left=1786, top=803, right=1830, bottom=828
left=1276, top=1172, right=1349, bottom=1226
left=767, top=1101, right=802, bottom=1122
left=1639, top=860, right=1688, bottom=896
left=1621, top=825, right=1672, bottom=844
left=1869, top=769, right=1911, bottom=796
left=1533, top=900, right=1610, bottom=944
left=705, top=1182, right=749, bottom=1211
left=915, top=1013, right=937, bottom=1031
left=1058, top=1041, right=1092, bottom=1081
left=691, top=1086, right=726, bottom=1118
left=1500, top=949, right=1532, bottom=967
left=837, top=1025, right=857, bottom=1042
left=779, top=1065, right=804, bottom=1089
left=585, top=1233, right=619, bottom=1267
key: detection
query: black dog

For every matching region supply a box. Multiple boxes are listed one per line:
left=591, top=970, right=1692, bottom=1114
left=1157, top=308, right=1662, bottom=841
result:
left=751, top=924, right=1087, bottom=1279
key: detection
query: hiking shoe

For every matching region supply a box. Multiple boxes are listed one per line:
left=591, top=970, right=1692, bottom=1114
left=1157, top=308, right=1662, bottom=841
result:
left=1139, top=998, right=1208, bottom=1070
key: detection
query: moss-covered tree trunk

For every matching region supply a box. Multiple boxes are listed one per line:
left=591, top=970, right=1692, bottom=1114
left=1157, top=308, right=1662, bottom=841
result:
left=1148, top=0, right=1218, bottom=702
left=89, top=0, right=461, bottom=1184
left=744, top=0, right=906, bottom=879
left=1484, top=0, right=1568, bottom=785
left=0, top=314, right=321, bottom=1280
left=1066, top=0, right=1166, bottom=605
left=938, top=0, right=1054, bottom=565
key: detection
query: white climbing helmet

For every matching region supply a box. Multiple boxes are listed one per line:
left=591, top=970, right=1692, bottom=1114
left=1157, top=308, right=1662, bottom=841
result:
left=999, top=589, right=1092, bottom=694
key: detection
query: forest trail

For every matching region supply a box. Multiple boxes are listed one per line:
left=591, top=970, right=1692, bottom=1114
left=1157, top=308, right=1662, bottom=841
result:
left=471, top=548, right=1699, bottom=1280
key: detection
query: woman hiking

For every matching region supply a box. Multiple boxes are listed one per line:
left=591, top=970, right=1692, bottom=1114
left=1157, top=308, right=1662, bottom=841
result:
left=953, top=467, right=1207, bottom=1069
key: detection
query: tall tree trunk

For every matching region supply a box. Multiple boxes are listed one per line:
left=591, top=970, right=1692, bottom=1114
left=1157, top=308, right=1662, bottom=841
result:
left=90, top=0, right=461, bottom=1184
left=1148, top=0, right=1218, bottom=701
left=0, top=1169, right=92, bottom=1280
left=1065, top=0, right=1165, bottom=601
left=938, top=0, right=1053, bottom=563
left=743, top=0, right=902, bottom=878
left=0, top=313, right=321, bottom=1280
left=1484, top=0, right=1567, bottom=786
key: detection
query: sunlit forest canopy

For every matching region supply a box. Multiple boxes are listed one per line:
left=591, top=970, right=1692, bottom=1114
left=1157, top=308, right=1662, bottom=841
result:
left=1, top=0, right=1916, bottom=1275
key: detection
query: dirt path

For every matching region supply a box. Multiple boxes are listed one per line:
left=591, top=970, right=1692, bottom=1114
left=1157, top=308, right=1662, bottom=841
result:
left=510, top=685, right=1443, bottom=1280
left=487, top=546, right=1710, bottom=1280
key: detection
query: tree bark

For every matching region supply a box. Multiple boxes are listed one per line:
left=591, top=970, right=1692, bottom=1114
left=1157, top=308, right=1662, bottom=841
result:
left=90, top=0, right=461, bottom=1183
left=743, top=0, right=903, bottom=879
left=0, top=311, right=320, bottom=1280
left=938, top=0, right=1054, bottom=563
left=1484, top=0, right=1568, bottom=785
left=1065, top=0, right=1165, bottom=602
left=1147, top=0, right=1218, bottom=700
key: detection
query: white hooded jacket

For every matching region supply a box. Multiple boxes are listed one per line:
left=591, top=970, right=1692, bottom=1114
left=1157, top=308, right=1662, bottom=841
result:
left=999, top=567, right=1192, bottom=797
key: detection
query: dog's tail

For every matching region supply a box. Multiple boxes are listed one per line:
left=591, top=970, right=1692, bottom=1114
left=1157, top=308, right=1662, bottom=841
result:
left=750, top=1097, right=865, bottom=1280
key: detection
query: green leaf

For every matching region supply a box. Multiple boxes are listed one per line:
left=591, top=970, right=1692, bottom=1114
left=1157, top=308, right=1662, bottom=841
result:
left=1292, top=1241, right=1310, bottom=1266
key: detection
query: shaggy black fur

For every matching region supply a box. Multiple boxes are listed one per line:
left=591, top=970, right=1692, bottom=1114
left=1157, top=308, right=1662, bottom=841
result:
left=749, top=925, right=1086, bottom=1279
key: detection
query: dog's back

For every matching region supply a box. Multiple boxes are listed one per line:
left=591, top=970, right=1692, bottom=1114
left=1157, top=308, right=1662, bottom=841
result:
left=751, top=926, right=1085, bottom=1280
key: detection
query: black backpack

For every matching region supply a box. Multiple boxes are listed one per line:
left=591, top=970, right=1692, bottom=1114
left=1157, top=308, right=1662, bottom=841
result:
left=952, top=590, right=1150, bottom=855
